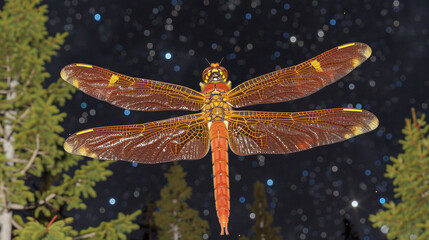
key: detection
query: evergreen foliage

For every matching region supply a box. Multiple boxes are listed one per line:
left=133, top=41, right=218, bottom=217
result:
left=154, top=163, right=208, bottom=240
left=342, top=218, right=360, bottom=240
left=240, top=181, right=282, bottom=240
left=0, top=0, right=140, bottom=239
left=369, top=109, right=429, bottom=239
left=141, top=194, right=158, bottom=240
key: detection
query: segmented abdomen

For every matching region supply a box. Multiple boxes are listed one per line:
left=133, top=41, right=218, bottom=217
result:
left=210, top=121, right=230, bottom=235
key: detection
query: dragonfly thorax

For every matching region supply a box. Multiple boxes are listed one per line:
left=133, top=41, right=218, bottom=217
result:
left=203, top=89, right=231, bottom=122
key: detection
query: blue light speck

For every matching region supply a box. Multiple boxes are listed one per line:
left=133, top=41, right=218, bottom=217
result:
left=302, top=170, right=309, bottom=177
left=386, top=133, right=392, bottom=140
left=81, top=102, right=87, bottom=109
left=94, top=13, right=101, bottom=21
left=124, top=109, right=130, bottom=116
left=396, top=81, right=402, bottom=87
left=267, top=179, right=273, bottom=186
left=379, top=197, right=386, bottom=204
left=132, top=162, right=138, bottom=167
left=365, top=169, right=371, bottom=176
left=283, top=32, right=290, bottom=38
left=227, top=53, right=236, bottom=60
left=109, top=198, right=116, bottom=205
left=165, top=52, right=172, bottom=60
left=284, top=3, right=290, bottom=10
left=330, top=19, right=336, bottom=26
left=239, top=197, right=245, bottom=203
left=245, top=13, right=252, bottom=20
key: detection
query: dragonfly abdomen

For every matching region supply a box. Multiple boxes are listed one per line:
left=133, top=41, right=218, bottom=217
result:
left=209, top=121, right=230, bottom=235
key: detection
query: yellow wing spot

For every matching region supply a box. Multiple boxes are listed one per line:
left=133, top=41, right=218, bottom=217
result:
left=64, top=142, right=73, bottom=153
left=76, top=64, right=93, bottom=68
left=344, top=133, right=353, bottom=139
left=89, top=152, right=97, bottom=158
left=363, top=45, right=372, bottom=58
left=310, top=59, right=323, bottom=72
left=72, top=79, right=79, bottom=88
left=352, top=58, right=361, bottom=68
left=77, top=147, right=89, bottom=156
left=352, top=126, right=364, bottom=136
left=342, top=108, right=362, bottom=112
left=338, top=43, right=356, bottom=49
left=108, top=74, right=119, bottom=87
left=76, top=129, right=94, bottom=135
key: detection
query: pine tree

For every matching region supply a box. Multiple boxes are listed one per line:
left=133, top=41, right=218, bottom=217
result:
left=141, top=194, right=158, bottom=240
left=240, top=181, right=282, bottom=240
left=369, top=109, right=429, bottom=239
left=342, top=218, right=360, bottom=240
left=0, top=0, right=140, bottom=239
left=154, top=163, right=208, bottom=240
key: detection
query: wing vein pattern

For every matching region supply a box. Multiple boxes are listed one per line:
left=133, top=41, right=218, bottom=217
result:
left=226, top=43, right=372, bottom=108
left=64, top=113, right=210, bottom=163
left=227, top=108, right=378, bottom=156
left=61, top=64, right=205, bottom=111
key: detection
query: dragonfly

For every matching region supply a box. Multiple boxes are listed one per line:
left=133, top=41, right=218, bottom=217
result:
left=62, top=42, right=378, bottom=235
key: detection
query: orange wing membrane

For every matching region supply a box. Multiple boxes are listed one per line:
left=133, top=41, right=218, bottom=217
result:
left=226, top=42, right=372, bottom=108
left=61, top=64, right=205, bottom=111
left=227, top=108, right=378, bottom=156
left=64, top=113, right=210, bottom=163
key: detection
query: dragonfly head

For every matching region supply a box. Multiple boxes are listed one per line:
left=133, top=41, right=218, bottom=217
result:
left=202, top=63, right=229, bottom=83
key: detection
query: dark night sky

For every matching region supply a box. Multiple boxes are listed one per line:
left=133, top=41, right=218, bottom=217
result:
left=41, top=0, right=428, bottom=239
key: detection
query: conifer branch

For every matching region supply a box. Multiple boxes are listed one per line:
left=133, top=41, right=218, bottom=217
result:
left=7, top=193, right=56, bottom=210
left=369, top=109, right=429, bottom=239
left=73, top=232, right=96, bottom=239
left=20, top=134, right=39, bottom=174
left=17, top=106, right=31, bottom=122
left=11, top=218, right=22, bottom=229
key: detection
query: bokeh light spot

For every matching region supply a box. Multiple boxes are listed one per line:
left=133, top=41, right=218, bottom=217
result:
left=94, top=13, right=101, bottom=21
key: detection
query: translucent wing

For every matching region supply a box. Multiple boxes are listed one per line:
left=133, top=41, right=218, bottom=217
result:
left=226, top=43, right=372, bottom=108
left=64, top=113, right=210, bottom=163
left=61, top=64, right=205, bottom=111
left=227, top=108, right=378, bottom=156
